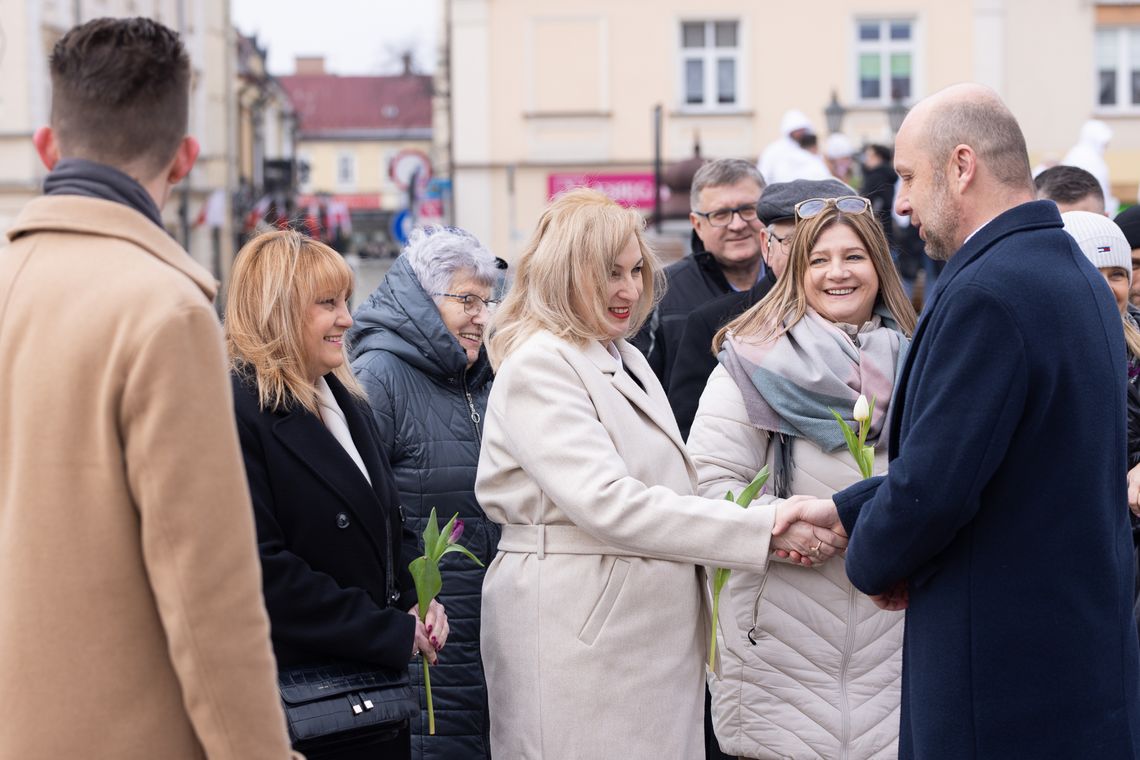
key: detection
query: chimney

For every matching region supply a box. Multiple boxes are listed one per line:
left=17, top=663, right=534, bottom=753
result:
left=401, top=52, right=413, bottom=75
left=295, top=56, right=326, bottom=75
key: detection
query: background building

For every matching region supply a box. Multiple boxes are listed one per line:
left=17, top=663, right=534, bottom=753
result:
left=280, top=55, right=434, bottom=257
left=444, top=0, right=1140, bottom=261
left=0, top=0, right=239, bottom=278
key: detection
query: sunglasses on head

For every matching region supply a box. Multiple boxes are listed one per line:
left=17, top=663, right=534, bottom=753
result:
left=794, top=196, right=871, bottom=221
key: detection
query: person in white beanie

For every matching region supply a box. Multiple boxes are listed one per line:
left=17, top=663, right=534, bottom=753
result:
left=1062, top=211, right=1140, bottom=571
left=824, top=132, right=857, bottom=184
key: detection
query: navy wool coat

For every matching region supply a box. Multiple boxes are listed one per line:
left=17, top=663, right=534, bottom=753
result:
left=835, top=200, right=1140, bottom=759
left=348, top=255, right=498, bottom=760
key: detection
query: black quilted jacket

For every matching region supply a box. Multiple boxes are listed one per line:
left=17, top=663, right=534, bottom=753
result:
left=348, top=256, right=497, bottom=760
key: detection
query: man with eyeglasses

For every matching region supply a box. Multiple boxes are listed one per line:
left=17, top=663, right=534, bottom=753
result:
left=667, top=179, right=856, bottom=439
left=631, top=158, right=767, bottom=389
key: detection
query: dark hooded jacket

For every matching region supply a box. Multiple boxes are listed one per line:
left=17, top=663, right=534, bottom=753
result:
left=347, top=255, right=497, bottom=760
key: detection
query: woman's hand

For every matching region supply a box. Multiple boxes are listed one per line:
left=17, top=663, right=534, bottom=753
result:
left=408, top=599, right=449, bottom=664
left=1128, top=462, right=1140, bottom=517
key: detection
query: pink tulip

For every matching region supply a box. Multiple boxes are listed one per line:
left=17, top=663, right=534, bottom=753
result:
left=448, top=519, right=465, bottom=544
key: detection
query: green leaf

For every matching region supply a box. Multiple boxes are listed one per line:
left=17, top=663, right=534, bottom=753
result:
left=830, top=407, right=860, bottom=454
left=736, top=465, right=770, bottom=506
left=440, top=543, right=485, bottom=567
left=408, top=556, right=442, bottom=621
left=423, top=507, right=440, bottom=557
left=725, top=491, right=735, bottom=502
left=435, top=513, right=459, bottom=560
left=860, top=445, right=875, bottom=479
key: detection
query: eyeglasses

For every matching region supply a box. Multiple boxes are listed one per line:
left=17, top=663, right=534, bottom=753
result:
left=433, top=292, right=501, bottom=315
left=766, top=226, right=793, bottom=246
left=794, top=196, right=871, bottom=221
left=693, top=203, right=760, bottom=227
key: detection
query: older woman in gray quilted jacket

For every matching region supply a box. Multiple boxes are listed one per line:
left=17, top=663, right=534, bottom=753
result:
left=348, top=226, right=502, bottom=760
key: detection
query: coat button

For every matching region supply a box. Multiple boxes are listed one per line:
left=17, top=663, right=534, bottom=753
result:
left=336, top=513, right=351, bottom=529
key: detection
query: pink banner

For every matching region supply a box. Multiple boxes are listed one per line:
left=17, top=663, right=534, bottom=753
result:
left=547, top=172, right=656, bottom=209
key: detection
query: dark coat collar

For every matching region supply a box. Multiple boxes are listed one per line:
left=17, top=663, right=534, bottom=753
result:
left=888, top=200, right=1062, bottom=456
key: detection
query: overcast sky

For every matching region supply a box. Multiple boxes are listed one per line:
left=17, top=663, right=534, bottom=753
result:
left=231, top=0, right=439, bottom=76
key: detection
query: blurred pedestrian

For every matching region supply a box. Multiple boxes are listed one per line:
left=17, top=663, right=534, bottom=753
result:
left=1035, top=164, right=1106, bottom=214
left=226, top=230, right=448, bottom=760
left=476, top=188, right=846, bottom=759
left=348, top=226, right=501, bottom=758
left=0, top=17, right=296, bottom=759
left=1063, top=119, right=1118, bottom=215
left=689, top=195, right=914, bottom=759
left=824, top=132, right=857, bottom=184
left=1116, top=204, right=1140, bottom=307
left=759, top=109, right=831, bottom=183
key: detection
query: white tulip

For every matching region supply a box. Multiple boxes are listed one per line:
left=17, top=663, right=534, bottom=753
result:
left=853, top=394, right=870, bottom=423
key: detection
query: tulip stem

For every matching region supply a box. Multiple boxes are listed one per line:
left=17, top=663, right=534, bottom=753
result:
left=708, top=590, right=721, bottom=670
left=423, top=656, right=435, bottom=735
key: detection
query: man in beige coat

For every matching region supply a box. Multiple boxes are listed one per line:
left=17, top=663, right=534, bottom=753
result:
left=0, top=18, right=297, bottom=759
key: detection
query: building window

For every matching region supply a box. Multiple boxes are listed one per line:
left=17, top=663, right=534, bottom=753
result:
left=854, top=18, right=914, bottom=104
left=336, top=151, right=356, bottom=190
left=680, top=20, right=739, bottom=109
left=1096, top=26, right=1140, bottom=108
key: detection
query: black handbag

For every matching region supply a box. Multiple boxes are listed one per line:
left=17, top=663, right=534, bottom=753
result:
left=278, top=663, right=416, bottom=754
left=277, top=500, right=417, bottom=754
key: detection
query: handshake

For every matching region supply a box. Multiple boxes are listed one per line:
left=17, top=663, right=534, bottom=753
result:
left=770, top=496, right=846, bottom=565
left=770, top=496, right=907, bottom=611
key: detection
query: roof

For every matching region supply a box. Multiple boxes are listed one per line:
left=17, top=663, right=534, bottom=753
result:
left=279, top=73, right=433, bottom=138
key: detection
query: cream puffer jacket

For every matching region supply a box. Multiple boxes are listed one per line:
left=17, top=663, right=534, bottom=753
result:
left=688, top=365, right=904, bottom=760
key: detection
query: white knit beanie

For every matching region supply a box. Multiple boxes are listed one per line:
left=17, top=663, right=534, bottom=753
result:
left=1062, top=210, right=1132, bottom=284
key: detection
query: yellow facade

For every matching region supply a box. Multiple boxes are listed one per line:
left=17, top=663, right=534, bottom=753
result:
left=448, top=0, right=1140, bottom=259
left=299, top=138, right=435, bottom=210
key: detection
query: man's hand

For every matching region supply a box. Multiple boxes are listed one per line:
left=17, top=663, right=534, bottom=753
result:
left=1128, top=462, right=1140, bottom=517
left=869, top=580, right=909, bottom=611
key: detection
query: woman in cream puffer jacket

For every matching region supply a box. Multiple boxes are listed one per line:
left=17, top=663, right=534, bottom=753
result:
left=688, top=199, right=913, bottom=760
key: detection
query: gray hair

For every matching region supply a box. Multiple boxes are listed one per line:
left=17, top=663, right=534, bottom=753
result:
left=403, top=225, right=500, bottom=300
left=690, top=158, right=766, bottom=210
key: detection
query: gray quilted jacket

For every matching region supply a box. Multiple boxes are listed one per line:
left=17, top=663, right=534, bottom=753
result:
left=348, top=255, right=497, bottom=760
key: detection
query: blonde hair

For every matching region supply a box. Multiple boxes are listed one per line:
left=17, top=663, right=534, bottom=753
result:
left=487, top=188, right=664, bottom=369
left=715, top=204, right=916, bottom=350
left=1125, top=316, right=1140, bottom=360
left=224, top=229, right=364, bottom=414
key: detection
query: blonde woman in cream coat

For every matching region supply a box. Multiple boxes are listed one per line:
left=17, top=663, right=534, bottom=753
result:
left=688, top=199, right=914, bottom=760
left=474, top=189, right=846, bottom=759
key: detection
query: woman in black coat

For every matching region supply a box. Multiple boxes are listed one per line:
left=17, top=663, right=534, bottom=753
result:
left=348, top=226, right=501, bottom=760
left=225, top=230, right=449, bottom=760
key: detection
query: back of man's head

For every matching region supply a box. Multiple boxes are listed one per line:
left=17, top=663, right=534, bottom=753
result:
left=49, top=17, right=190, bottom=177
left=925, top=89, right=1033, bottom=194
left=689, top=158, right=766, bottom=210
left=1034, top=165, right=1106, bottom=214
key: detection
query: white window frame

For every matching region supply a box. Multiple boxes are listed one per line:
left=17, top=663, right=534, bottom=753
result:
left=1095, top=26, right=1140, bottom=112
left=677, top=19, right=744, bottom=112
left=336, top=150, right=356, bottom=192
left=853, top=18, right=916, bottom=105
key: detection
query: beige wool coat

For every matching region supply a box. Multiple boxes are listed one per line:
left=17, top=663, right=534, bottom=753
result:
left=475, top=331, right=779, bottom=759
left=0, top=197, right=297, bottom=759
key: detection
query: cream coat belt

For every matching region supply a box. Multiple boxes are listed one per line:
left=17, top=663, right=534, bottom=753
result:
left=496, top=524, right=646, bottom=560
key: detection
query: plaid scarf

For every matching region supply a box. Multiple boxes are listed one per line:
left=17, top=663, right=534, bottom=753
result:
left=720, top=306, right=908, bottom=457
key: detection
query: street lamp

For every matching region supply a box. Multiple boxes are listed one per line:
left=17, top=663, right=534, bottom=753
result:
left=824, top=90, right=846, bottom=134
left=887, top=97, right=909, bottom=136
